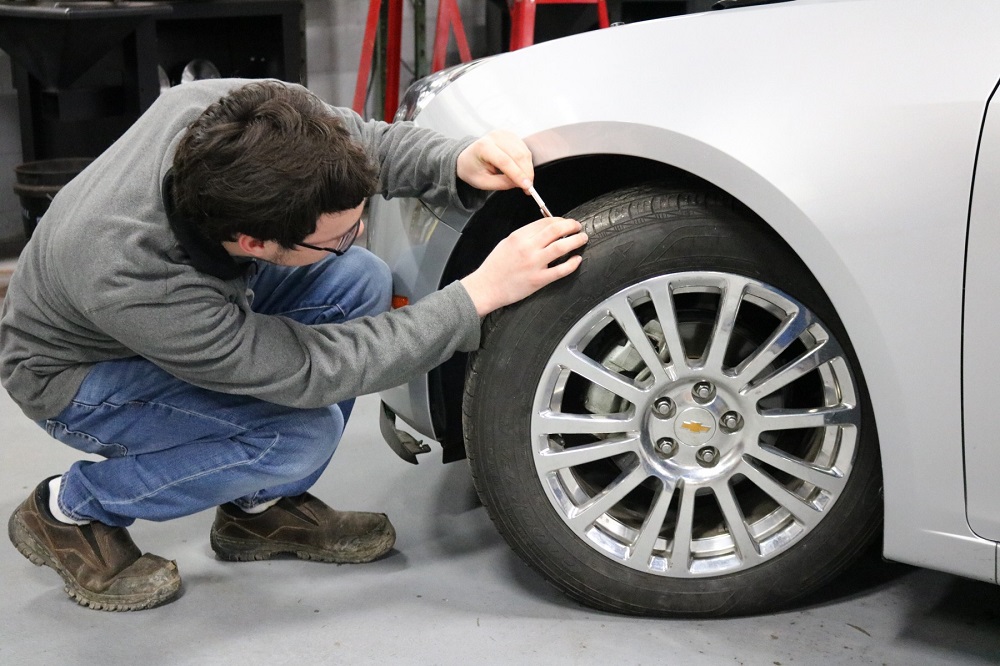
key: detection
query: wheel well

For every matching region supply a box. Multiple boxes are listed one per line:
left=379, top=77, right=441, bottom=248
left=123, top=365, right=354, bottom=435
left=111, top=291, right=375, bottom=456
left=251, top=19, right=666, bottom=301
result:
left=430, top=154, right=770, bottom=461
left=442, top=155, right=699, bottom=285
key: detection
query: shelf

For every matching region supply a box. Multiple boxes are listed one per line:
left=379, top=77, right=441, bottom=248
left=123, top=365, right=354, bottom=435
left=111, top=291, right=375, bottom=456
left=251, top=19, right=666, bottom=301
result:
left=1, top=0, right=304, bottom=161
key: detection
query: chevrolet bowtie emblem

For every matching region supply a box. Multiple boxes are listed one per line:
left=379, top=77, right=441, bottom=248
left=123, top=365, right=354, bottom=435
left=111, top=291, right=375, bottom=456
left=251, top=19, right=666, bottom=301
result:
left=680, top=421, right=711, bottom=434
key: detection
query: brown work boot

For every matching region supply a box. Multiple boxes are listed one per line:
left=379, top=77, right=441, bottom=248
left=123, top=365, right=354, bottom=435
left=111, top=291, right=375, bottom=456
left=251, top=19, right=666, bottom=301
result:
left=210, top=492, right=396, bottom=564
left=8, top=478, right=181, bottom=611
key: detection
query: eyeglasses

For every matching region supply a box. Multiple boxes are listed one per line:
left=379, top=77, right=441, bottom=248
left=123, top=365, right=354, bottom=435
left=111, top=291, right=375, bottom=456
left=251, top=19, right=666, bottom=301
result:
left=295, top=218, right=362, bottom=256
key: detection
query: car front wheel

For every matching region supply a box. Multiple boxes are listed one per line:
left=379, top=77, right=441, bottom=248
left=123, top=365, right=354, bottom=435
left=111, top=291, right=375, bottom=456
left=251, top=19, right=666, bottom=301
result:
left=463, top=185, right=882, bottom=616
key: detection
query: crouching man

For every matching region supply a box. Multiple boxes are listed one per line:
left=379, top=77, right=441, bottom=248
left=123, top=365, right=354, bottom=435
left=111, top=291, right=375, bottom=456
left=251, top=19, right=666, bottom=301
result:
left=0, top=79, right=587, bottom=610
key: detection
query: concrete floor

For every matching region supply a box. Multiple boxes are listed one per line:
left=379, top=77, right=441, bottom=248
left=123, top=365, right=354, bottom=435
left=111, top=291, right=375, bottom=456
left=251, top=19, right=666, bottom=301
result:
left=2, top=252, right=1000, bottom=664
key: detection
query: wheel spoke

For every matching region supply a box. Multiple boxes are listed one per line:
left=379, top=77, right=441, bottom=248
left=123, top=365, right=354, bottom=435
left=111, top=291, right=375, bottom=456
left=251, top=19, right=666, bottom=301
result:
left=732, top=307, right=811, bottom=384
left=567, top=464, right=648, bottom=532
left=551, top=347, right=647, bottom=406
left=669, top=483, right=697, bottom=572
left=648, top=285, right=688, bottom=377
left=744, top=442, right=847, bottom=494
left=713, top=480, right=761, bottom=564
left=700, top=279, right=747, bottom=373
left=829, top=422, right=859, bottom=470
left=738, top=460, right=823, bottom=528
left=758, top=404, right=856, bottom=431
left=628, top=480, right=676, bottom=566
left=534, top=411, right=638, bottom=436
left=536, top=436, right=641, bottom=473
left=607, top=296, right=670, bottom=384
left=743, top=338, right=841, bottom=401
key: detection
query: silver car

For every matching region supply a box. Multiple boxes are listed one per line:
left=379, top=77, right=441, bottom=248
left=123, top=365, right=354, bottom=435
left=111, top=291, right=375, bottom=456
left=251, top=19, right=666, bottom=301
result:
left=367, top=0, right=1000, bottom=616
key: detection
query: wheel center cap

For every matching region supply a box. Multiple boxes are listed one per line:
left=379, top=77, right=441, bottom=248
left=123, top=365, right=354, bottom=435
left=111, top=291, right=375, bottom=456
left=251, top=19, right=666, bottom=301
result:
left=674, top=407, right=716, bottom=445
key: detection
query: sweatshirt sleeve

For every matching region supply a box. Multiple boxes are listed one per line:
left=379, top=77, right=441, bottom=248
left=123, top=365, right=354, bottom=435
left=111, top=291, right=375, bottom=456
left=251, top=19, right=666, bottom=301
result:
left=328, top=106, right=488, bottom=213
left=83, top=279, right=482, bottom=409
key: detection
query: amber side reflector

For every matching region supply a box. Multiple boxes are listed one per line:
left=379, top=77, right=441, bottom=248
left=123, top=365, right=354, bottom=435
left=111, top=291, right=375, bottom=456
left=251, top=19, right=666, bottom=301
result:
left=391, top=295, right=410, bottom=309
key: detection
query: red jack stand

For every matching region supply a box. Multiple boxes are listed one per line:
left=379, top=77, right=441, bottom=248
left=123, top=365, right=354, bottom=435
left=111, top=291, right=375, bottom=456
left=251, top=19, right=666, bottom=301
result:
left=353, top=0, right=472, bottom=119
left=431, top=0, right=473, bottom=72
left=353, top=0, right=403, bottom=119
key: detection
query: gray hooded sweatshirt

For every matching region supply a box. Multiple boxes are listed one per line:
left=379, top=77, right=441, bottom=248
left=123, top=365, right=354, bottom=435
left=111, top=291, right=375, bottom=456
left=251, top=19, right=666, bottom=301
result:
left=0, top=79, right=483, bottom=421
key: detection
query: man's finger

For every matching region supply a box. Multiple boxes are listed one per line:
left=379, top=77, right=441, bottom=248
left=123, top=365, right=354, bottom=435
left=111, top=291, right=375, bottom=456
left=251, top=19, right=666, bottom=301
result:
left=525, top=217, right=582, bottom=245
left=511, top=216, right=559, bottom=238
left=538, top=254, right=584, bottom=285
left=512, top=217, right=581, bottom=249
left=485, top=130, right=534, bottom=185
left=542, top=231, right=589, bottom=262
left=540, top=234, right=588, bottom=266
left=472, top=172, right=521, bottom=191
left=478, top=142, right=530, bottom=190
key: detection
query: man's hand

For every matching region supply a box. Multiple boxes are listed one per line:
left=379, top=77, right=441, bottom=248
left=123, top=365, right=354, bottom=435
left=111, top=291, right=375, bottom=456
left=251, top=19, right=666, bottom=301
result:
left=460, top=217, right=589, bottom=317
left=456, top=130, right=535, bottom=192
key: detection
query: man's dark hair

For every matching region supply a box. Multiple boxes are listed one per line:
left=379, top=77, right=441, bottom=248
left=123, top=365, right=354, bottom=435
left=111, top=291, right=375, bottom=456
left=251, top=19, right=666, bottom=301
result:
left=171, top=81, right=379, bottom=248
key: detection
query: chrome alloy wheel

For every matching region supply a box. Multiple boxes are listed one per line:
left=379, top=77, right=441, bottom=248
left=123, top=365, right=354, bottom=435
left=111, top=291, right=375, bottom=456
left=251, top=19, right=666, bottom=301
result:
left=530, top=272, right=860, bottom=577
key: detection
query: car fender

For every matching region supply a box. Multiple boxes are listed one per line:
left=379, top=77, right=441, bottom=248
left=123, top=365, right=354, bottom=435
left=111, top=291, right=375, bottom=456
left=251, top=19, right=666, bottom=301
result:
left=504, top=116, right=993, bottom=582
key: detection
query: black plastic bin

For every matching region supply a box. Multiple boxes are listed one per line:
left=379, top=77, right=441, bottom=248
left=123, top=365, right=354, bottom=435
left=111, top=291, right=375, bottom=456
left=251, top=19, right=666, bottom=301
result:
left=13, top=158, right=93, bottom=239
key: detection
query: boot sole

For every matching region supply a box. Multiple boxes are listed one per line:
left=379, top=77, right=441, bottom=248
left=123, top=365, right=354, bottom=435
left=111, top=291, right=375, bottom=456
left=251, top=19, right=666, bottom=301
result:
left=210, top=527, right=395, bottom=564
left=8, top=511, right=181, bottom=611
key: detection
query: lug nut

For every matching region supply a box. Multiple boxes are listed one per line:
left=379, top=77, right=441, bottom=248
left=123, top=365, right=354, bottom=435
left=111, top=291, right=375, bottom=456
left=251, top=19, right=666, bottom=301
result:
left=653, top=397, right=675, bottom=418
left=720, top=411, right=744, bottom=433
left=696, top=446, right=720, bottom=467
left=692, top=381, right=715, bottom=403
left=655, top=438, right=677, bottom=457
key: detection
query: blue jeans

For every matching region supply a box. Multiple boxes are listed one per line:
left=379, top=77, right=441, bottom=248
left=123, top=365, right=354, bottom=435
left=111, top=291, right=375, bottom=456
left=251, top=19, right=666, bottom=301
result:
left=41, top=248, right=392, bottom=527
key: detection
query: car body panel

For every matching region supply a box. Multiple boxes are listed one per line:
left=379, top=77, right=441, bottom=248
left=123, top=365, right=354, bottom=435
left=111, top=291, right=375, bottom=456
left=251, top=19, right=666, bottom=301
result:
left=964, top=85, right=1000, bottom=544
left=371, top=199, right=462, bottom=435
left=368, top=0, right=1000, bottom=582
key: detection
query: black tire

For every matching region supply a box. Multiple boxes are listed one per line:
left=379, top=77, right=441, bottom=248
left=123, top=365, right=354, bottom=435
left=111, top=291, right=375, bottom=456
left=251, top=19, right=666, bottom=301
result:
left=463, top=184, right=882, bottom=616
